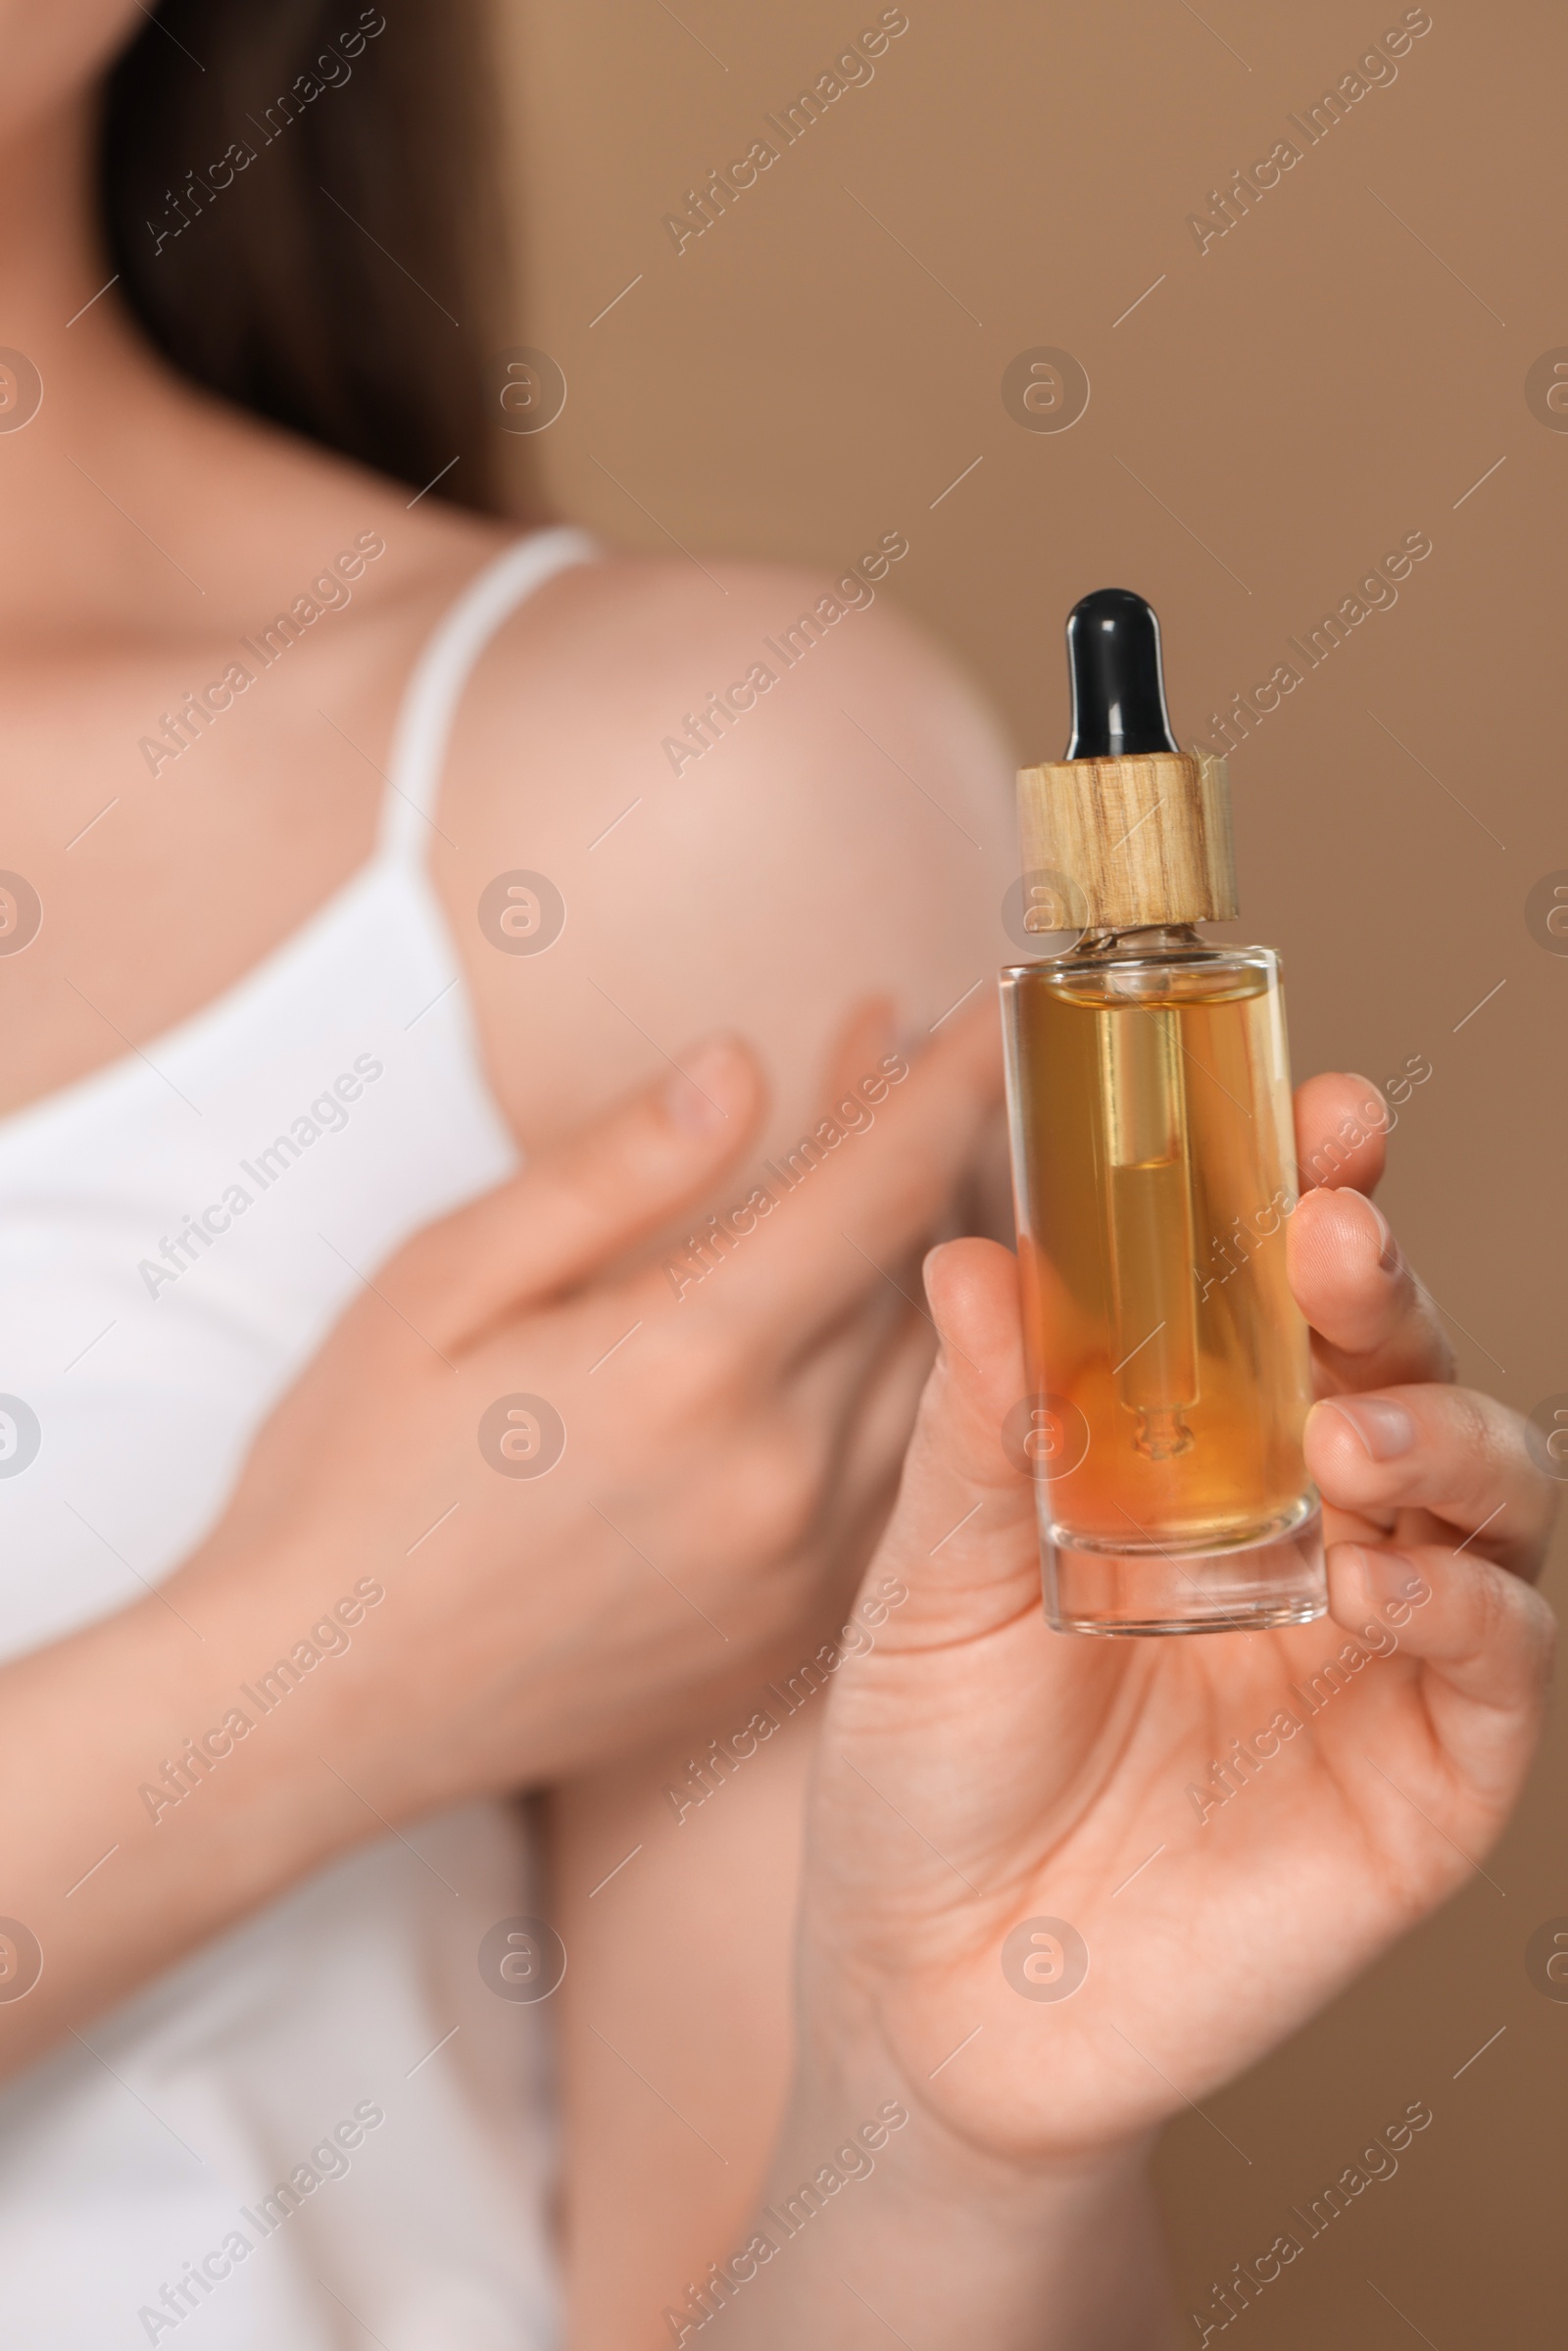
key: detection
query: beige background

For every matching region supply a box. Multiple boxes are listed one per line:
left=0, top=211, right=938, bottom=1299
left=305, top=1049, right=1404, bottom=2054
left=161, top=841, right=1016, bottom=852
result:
left=492, top=0, right=1566, bottom=2337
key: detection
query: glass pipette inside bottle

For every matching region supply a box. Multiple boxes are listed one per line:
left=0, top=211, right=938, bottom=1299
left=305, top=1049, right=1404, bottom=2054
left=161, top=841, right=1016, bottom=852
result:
left=1066, top=591, right=1200, bottom=1462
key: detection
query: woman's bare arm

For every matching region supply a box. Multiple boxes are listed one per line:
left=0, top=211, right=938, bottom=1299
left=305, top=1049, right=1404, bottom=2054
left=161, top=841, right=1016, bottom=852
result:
left=433, top=553, right=1022, bottom=2330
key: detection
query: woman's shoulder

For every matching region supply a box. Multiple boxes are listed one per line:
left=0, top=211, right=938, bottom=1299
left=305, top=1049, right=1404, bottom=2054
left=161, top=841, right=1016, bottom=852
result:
left=423, top=531, right=1015, bottom=1142
left=438, top=535, right=1013, bottom=831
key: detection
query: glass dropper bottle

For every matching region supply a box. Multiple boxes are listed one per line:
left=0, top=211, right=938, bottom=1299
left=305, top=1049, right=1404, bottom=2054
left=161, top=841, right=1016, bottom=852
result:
left=1000, top=588, right=1326, bottom=1635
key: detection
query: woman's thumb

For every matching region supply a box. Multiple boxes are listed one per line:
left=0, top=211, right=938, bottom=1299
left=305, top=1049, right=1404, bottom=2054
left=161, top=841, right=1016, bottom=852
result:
left=872, top=1239, right=1040, bottom=1621
left=382, top=1034, right=764, bottom=1347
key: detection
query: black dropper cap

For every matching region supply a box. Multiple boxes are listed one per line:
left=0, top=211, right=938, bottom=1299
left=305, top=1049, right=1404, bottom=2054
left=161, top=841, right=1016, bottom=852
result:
left=1062, top=587, right=1179, bottom=759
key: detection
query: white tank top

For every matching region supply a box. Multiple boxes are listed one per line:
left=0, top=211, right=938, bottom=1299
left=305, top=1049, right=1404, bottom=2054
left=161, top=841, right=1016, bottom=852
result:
left=0, top=528, right=598, bottom=2351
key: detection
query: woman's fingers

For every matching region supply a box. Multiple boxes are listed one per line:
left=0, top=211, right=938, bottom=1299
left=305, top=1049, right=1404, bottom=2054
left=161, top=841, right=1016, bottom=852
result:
left=1304, top=1383, right=1557, bottom=1578
left=819, top=994, right=898, bottom=1110
left=385, top=1034, right=766, bottom=1347
left=658, top=996, right=1005, bottom=1360
left=1288, top=1070, right=1454, bottom=1387
left=1294, top=1070, right=1391, bottom=1197
left=1328, top=1539, right=1555, bottom=1728
left=1288, top=1184, right=1454, bottom=1390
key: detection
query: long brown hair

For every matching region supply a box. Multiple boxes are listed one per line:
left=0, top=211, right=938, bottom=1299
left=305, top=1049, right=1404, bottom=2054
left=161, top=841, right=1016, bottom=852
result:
left=98, top=1, right=509, bottom=513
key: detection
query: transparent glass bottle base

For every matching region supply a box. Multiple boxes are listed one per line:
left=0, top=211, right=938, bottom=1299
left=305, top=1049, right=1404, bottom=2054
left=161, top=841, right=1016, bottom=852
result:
left=1042, top=1496, right=1327, bottom=1637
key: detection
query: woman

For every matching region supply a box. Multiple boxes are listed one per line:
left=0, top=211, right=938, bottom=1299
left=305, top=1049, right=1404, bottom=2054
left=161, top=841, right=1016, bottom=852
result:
left=0, top=4, right=1552, bottom=2346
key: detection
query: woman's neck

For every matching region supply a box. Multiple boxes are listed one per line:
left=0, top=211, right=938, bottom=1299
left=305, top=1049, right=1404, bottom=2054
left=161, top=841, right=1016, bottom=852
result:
left=0, top=92, right=214, bottom=636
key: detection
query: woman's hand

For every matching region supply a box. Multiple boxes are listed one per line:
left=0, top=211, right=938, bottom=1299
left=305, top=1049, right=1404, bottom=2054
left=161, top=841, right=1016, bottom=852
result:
left=793, top=1072, right=1556, bottom=2171
left=0, top=1000, right=1002, bottom=2079
left=693, top=1073, right=1552, bottom=2347
left=177, top=997, right=1003, bottom=1816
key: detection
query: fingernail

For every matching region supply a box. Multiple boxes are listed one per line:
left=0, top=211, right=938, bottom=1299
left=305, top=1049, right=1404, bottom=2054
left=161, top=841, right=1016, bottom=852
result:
left=1364, top=1197, right=1400, bottom=1274
left=1323, top=1395, right=1416, bottom=1461
left=664, top=1036, right=748, bottom=1133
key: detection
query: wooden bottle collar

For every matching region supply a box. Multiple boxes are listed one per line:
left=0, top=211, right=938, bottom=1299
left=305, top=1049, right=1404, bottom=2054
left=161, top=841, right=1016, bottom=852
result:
left=1016, top=750, right=1238, bottom=932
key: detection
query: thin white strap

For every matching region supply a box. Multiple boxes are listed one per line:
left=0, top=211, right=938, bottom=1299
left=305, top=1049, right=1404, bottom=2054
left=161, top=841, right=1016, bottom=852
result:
left=377, top=526, right=600, bottom=863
